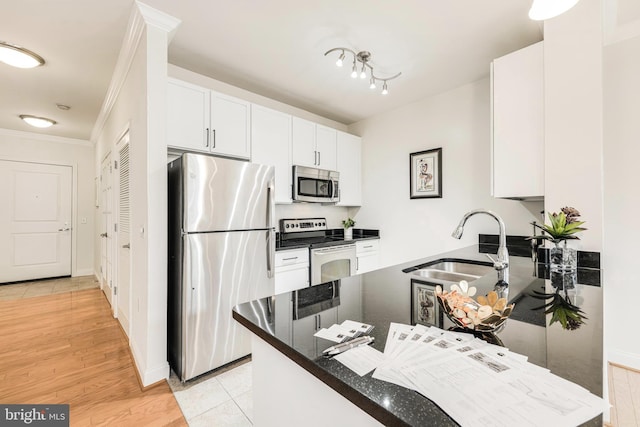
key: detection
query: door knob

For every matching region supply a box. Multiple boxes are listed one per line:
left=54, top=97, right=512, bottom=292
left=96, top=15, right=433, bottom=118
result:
left=58, top=227, right=71, bottom=232
left=100, top=232, right=108, bottom=238
left=122, top=243, right=130, bottom=249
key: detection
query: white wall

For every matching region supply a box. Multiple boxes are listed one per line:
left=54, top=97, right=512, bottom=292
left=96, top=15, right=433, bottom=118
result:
left=0, top=129, right=95, bottom=276
left=603, top=34, right=640, bottom=370
left=93, top=3, right=175, bottom=386
left=349, top=79, right=541, bottom=268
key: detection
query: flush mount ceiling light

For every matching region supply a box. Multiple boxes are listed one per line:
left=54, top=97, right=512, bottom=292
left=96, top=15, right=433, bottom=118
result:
left=529, top=0, right=581, bottom=20
left=324, top=47, right=401, bottom=95
left=0, top=42, right=45, bottom=68
left=19, top=114, right=56, bottom=128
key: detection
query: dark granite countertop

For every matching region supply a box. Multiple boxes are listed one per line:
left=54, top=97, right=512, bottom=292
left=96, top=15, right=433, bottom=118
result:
left=233, top=245, right=603, bottom=426
left=276, top=228, right=380, bottom=251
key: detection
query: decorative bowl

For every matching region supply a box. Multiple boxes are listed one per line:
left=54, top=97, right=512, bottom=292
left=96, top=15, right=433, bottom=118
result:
left=435, top=281, right=515, bottom=332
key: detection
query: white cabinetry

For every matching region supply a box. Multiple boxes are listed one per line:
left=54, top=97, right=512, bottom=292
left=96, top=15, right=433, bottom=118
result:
left=336, top=131, right=362, bottom=206
left=275, top=248, right=309, bottom=294
left=251, top=105, right=292, bottom=204
left=356, top=239, right=380, bottom=274
left=167, top=78, right=250, bottom=159
left=292, top=117, right=337, bottom=171
left=491, top=42, right=544, bottom=200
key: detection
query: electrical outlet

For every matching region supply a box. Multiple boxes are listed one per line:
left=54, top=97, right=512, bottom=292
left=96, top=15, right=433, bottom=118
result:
left=81, top=217, right=87, bottom=224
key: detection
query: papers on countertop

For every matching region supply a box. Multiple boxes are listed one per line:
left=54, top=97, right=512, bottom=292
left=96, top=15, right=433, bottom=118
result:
left=313, top=320, right=374, bottom=343
left=332, top=323, right=603, bottom=427
left=334, top=344, right=385, bottom=376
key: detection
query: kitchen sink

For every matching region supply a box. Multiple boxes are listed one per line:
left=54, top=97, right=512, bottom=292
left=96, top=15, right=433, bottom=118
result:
left=423, top=261, right=493, bottom=277
left=405, top=259, right=494, bottom=285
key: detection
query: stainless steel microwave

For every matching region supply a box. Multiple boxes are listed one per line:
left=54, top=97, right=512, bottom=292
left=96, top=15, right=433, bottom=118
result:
left=292, top=165, right=339, bottom=203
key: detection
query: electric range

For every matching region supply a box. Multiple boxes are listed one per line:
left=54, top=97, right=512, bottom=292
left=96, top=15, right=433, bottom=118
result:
left=277, top=218, right=347, bottom=249
left=279, top=218, right=357, bottom=285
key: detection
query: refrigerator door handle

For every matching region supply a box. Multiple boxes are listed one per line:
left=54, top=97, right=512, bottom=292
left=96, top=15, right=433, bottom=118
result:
left=266, top=183, right=275, bottom=278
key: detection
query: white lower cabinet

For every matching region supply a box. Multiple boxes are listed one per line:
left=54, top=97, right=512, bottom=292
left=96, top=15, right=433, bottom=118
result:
left=356, top=239, right=380, bottom=274
left=275, top=248, right=309, bottom=294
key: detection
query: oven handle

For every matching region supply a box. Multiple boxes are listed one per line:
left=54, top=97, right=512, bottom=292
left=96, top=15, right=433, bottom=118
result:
left=313, top=244, right=356, bottom=254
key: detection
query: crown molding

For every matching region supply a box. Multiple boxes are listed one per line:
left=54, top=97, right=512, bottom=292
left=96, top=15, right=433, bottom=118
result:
left=89, top=2, right=181, bottom=143
left=0, top=127, right=92, bottom=147
left=136, top=1, right=181, bottom=41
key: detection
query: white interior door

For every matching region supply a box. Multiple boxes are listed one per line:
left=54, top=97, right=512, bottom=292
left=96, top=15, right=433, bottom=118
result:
left=116, top=134, right=131, bottom=336
left=100, top=154, right=116, bottom=315
left=0, top=160, right=72, bottom=283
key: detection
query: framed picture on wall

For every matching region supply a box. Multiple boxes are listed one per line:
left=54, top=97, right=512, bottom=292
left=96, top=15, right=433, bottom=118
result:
left=411, top=279, right=442, bottom=327
left=409, top=148, right=442, bottom=199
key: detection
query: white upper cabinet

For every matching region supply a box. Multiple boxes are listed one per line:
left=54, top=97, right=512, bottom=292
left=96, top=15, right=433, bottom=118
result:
left=336, top=131, right=362, bottom=206
left=315, top=125, right=337, bottom=171
left=167, top=78, right=250, bottom=159
left=167, top=78, right=209, bottom=152
left=491, top=42, right=544, bottom=200
left=251, top=104, right=292, bottom=204
left=210, top=92, right=251, bottom=159
left=292, top=118, right=337, bottom=171
left=291, top=117, right=316, bottom=168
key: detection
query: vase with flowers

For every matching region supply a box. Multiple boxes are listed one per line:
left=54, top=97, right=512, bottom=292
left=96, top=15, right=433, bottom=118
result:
left=342, top=218, right=355, bottom=240
left=530, top=207, right=587, bottom=273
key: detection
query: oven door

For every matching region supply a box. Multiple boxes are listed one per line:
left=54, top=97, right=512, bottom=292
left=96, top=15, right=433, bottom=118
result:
left=310, top=244, right=356, bottom=286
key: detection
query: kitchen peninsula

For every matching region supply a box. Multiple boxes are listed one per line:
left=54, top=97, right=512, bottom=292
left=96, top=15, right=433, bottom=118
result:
left=233, top=245, right=603, bottom=426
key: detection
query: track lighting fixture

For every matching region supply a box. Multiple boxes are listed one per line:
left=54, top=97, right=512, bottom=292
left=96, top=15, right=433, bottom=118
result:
left=325, top=47, right=401, bottom=95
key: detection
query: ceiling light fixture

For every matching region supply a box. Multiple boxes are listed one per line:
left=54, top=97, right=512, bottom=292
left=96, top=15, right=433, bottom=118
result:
left=0, top=42, right=45, bottom=68
left=19, top=114, right=56, bottom=128
left=528, top=0, right=581, bottom=20
left=325, top=48, right=401, bottom=95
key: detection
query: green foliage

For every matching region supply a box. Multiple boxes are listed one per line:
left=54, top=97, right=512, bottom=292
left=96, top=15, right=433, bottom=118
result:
left=342, top=218, right=356, bottom=229
left=531, top=289, right=587, bottom=331
left=529, top=210, right=587, bottom=244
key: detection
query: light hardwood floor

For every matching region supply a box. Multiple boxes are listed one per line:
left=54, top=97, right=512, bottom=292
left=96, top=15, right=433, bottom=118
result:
left=609, top=362, right=640, bottom=427
left=0, top=287, right=186, bottom=426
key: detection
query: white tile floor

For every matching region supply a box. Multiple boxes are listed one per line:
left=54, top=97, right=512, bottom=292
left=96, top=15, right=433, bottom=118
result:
left=168, top=358, right=254, bottom=426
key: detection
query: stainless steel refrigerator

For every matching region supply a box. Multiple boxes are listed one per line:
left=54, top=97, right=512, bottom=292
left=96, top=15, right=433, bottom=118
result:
left=168, top=153, right=275, bottom=382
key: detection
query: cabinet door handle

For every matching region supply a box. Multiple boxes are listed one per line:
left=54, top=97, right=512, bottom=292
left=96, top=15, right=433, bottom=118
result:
left=282, top=257, right=298, bottom=261
left=313, top=150, right=317, bottom=165
left=212, top=129, right=216, bottom=148
left=317, top=151, right=321, bottom=165
left=364, top=245, right=373, bottom=249
left=205, top=128, right=210, bottom=148
left=356, top=257, right=359, bottom=271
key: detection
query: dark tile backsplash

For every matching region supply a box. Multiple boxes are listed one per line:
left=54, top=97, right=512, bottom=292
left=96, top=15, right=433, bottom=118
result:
left=481, top=234, right=601, bottom=287
left=478, top=234, right=533, bottom=258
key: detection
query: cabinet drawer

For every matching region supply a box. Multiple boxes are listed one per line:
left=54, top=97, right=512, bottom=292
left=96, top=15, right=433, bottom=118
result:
left=275, top=248, right=309, bottom=268
left=356, top=239, right=379, bottom=255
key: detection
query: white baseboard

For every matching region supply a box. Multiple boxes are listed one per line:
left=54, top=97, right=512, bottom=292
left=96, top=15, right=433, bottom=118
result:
left=130, top=339, right=170, bottom=387
left=73, top=268, right=94, bottom=277
left=607, top=349, right=640, bottom=371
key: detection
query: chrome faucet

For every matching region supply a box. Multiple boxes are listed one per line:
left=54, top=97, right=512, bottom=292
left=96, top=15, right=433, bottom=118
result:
left=452, top=209, right=509, bottom=284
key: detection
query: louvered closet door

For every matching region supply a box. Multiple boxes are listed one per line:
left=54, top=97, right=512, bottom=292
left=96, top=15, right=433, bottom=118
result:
left=117, top=135, right=131, bottom=336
